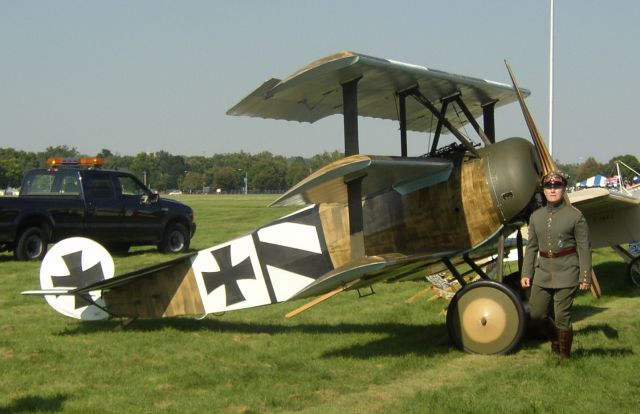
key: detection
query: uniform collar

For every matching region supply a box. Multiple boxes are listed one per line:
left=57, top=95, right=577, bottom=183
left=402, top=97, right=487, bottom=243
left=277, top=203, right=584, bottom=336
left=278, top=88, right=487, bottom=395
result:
left=546, top=198, right=565, bottom=212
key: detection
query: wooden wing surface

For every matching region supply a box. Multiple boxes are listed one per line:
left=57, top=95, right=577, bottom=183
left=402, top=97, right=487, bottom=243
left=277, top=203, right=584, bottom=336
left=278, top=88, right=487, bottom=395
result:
left=227, top=51, right=529, bottom=133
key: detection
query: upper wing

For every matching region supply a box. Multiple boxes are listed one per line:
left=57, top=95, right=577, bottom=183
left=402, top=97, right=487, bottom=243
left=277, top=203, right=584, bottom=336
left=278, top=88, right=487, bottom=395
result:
left=271, top=154, right=453, bottom=206
left=569, top=188, right=640, bottom=248
left=227, top=51, right=529, bottom=133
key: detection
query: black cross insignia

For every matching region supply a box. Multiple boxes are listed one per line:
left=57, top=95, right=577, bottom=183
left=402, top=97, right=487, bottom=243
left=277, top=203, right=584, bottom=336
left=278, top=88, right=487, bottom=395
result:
left=51, top=250, right=105, bottom=309
left=201, top=245, right=256, bottom=307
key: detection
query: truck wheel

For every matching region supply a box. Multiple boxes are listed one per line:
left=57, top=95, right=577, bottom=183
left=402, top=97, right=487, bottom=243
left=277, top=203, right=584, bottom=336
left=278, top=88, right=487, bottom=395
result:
left=158, top=223, right=189, bottom=253
left=15, top=227, right=48, bottom=261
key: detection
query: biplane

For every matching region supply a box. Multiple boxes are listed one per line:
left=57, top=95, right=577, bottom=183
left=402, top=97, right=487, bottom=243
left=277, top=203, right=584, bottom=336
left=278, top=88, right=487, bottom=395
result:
left=24, top=51, right=561, bottom=355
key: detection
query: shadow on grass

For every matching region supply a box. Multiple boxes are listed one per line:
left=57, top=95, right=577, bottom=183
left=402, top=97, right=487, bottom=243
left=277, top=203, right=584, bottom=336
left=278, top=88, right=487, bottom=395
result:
left=573, top=347, right=633, bottom=358
left=593, top=261, right=640, bottom=298
left=0, top=394, right=68, bottom=414
left=573, top=304, right=608, bottom=322
left=57, top=318, right=452, bottom=358
left=575, top=323, right=619, bottom=339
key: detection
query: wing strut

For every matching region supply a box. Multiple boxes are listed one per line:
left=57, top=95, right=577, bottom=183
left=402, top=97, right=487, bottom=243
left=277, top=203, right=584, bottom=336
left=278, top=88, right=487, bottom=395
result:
left=405, top=87, right=480, bottom=157
left=398, top=92, right=408, bottom=157
left=430, top=99, right=449, bottom=156
left=452, top=95, right=492, bottom=146
left=482, top=100, right=497, bottom=143
left=341, top=77, right=365, bottom=259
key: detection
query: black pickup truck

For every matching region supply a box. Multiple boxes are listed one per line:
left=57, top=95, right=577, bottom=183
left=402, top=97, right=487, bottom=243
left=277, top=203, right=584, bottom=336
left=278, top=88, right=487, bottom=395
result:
left=0, top=159, right=196, bottom=260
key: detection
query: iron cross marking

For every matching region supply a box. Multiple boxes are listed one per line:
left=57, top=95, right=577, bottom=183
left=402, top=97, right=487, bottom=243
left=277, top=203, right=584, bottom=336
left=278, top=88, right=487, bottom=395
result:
left=202, top=245, right=256, bottom=307
left=51, top=250, right=105, bottom=309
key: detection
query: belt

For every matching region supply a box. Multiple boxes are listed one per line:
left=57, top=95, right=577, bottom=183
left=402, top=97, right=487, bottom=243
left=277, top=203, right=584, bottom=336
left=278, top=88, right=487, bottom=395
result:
left=539, top=247, right=577, bottom=258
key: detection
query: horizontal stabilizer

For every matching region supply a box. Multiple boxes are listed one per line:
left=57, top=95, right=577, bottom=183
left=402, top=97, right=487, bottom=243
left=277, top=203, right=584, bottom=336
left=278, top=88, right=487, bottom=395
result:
left=21, top=288, right=75, bottom=296
left=71, top=254, right=195, bottom=294
left=271, top=154, right=452, bottom=206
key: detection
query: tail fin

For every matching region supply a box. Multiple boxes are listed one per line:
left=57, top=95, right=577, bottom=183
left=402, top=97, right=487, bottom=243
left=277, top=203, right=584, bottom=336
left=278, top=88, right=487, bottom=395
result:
left=21, top=237, right=114, bottom=320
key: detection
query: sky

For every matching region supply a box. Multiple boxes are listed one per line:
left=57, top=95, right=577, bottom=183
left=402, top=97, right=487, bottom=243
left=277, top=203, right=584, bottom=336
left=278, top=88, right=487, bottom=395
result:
left=1, top=0, right=639, bottom=164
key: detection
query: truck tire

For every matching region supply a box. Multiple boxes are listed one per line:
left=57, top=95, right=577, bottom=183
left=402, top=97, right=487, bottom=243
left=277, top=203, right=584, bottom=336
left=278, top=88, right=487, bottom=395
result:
left=157, top=223, right=189, bottom=253
left=15, top=226, right=48, bottom=261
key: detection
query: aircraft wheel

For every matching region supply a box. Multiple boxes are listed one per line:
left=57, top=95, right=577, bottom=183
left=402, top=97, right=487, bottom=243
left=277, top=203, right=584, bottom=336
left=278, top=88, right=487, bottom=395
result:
left=629, top=256, right=640, bottom=287
left=446, top=280, right=527, bottom=355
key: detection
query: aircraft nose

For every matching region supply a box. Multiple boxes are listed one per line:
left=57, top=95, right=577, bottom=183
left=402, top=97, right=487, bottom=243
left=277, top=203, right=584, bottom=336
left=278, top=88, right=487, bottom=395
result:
left=479, top=137, right=539, bottom=223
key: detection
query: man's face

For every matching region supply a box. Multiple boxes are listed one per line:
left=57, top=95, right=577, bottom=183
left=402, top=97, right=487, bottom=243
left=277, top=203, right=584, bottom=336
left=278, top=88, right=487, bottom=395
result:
left=543, top=182, right=566, bottom=203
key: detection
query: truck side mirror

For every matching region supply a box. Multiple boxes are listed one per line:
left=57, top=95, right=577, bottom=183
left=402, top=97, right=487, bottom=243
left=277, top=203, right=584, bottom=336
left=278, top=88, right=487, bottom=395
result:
left=141, top=193, right=159, bottom=205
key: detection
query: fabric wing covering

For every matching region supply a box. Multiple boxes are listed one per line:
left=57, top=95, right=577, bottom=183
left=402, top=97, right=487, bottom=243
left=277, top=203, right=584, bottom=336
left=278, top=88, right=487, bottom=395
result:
left=226, top=51, right=529, bottom=133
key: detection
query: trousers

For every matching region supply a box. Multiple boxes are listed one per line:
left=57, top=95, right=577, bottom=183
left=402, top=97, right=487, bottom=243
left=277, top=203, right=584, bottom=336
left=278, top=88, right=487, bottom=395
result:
left=528, top=285, right=578, bottom=330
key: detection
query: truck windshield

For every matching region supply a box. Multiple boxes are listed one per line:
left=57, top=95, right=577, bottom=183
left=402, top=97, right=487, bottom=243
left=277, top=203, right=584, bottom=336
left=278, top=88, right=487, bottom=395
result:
left=21, top=171, right=81, bottom=196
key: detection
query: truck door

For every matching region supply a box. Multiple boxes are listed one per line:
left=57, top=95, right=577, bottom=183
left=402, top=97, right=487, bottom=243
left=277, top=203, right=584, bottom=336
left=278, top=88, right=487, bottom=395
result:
left=82, top=172, right=124, bottom=242
left=48, top=171, right=85, bottom=239
left=116, top=174, right=165, bottom=242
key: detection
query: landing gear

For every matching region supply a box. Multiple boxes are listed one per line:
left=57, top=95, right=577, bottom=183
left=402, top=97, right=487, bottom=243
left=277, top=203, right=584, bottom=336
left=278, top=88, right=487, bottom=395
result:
left=446, top=280, right=527, bottom=355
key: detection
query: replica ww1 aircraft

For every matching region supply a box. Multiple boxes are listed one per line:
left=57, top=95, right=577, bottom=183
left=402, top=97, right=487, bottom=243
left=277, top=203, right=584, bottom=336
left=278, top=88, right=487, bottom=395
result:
left=24, top=51, right=561, bottom=355
left=568, top=188, right=640, bottom=286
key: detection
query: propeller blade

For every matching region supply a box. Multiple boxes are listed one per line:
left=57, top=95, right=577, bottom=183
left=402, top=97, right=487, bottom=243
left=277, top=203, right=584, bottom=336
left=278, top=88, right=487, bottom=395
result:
left=504, top=60, right=556, bottom=175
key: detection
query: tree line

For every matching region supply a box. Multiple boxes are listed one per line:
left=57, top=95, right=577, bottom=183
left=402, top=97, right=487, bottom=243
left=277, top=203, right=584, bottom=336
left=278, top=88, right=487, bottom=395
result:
left=0, top=146, right=343, bottom=193
left=1, top=146, right=638, bottom=192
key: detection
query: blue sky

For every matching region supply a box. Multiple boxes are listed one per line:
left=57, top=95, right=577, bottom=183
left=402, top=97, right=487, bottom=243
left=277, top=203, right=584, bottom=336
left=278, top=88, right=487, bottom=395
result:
left=1, top=0, right=638, bottom=163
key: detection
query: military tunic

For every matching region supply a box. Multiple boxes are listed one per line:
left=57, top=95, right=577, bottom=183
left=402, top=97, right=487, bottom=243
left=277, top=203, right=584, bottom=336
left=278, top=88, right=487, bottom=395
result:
left=522, top=199, right=592, bottom=288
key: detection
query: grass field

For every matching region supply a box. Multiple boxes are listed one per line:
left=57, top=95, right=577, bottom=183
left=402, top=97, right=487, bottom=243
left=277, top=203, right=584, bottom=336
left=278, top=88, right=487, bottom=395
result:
left=1, top=195, right=639, bottom=413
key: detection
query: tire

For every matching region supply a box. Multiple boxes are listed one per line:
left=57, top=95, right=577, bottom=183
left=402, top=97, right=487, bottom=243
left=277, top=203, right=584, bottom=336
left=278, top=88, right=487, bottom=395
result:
left=14, top=226, right=48, bottom=261
left=446, top=280, right=527, bottom=355
left=629, top=256, right=640, bottom=287
left=157, top=223, right=189, bottom=253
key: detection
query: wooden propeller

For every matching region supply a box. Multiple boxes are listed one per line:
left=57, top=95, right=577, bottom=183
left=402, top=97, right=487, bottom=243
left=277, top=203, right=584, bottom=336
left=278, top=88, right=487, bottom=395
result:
left=504, top=61, right=556, bottom=176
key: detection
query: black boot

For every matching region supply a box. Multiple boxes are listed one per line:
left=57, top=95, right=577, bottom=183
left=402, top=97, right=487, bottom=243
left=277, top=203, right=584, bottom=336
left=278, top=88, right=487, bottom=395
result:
left=558, top=328, right=573, bottom=359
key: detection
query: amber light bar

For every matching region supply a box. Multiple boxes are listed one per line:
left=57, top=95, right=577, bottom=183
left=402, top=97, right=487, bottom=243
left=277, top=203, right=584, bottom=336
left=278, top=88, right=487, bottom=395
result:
left=47, top=157, right=104, bottom=167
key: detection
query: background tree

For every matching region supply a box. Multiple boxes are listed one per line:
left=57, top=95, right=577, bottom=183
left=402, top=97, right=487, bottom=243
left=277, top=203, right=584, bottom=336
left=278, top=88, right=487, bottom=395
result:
left=155, top=151, right=187, bottom=190
left=181, top=171, right=206, bottom=193
left=249, top=152, right=286, bottom=192
left=575, top=157, right=605, bottom=182
left=0, top=148, right=36, bottom=188
left=604, top=154, right=640, bottom=183
left=286, top=156, right=310, bottom=188
left=309, top=150, right=343, bottom=172
left=37, top=145, right=80, bottom=166
left=212, top=165, right=242, bottom=192
left=130, top=153, right=159, bottom=190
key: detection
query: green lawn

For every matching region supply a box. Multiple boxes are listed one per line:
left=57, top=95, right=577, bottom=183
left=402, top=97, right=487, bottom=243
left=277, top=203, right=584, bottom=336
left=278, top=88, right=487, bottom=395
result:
left=1, top=195, right=639, bottom=413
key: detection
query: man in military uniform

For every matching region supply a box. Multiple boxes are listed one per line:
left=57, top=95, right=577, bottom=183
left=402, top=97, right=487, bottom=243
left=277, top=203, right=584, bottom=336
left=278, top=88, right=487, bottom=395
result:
left=520, top=171, right=592, bottom=358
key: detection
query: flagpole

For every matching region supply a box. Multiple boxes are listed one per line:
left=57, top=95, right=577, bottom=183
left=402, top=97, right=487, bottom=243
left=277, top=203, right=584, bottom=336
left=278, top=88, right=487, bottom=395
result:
left=549, top=0, right=554, bottom=157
